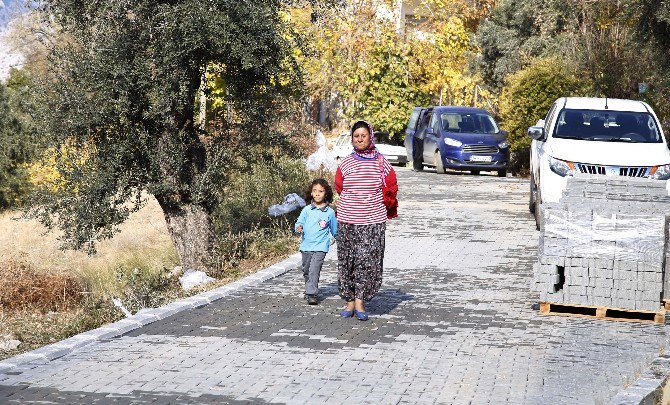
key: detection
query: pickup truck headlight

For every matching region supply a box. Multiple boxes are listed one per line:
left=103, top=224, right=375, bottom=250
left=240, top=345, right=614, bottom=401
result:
left=498, top=141, right=508, bottom=149
left=548, top=156, right=575, bottom=177
left=444, top=137, right=462, bottom=147
left=651, top=164, right=670, bottom=180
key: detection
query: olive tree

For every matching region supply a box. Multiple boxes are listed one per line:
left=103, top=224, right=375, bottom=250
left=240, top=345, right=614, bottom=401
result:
left=29, top=0, right=294, bottom=272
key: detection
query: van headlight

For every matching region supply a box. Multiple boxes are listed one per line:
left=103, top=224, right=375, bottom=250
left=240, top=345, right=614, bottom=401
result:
left=498, top=141, right=508, bottom=149
left=444, top=137, right=462, bottom=147
left=651, top=164, right=670, bottom=180
left=548, top=156, right=575, bottom=177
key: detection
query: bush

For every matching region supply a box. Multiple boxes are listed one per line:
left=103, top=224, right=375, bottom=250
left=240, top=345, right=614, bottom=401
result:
left=0, top=255, right=85, bottom=312
left=499, top=57, right=589, bottom=174
left=213, top=152, right=311, bottom=235
left=112, top=265, right=182, bottom=314
left=211, top=151, right=312, bottom=276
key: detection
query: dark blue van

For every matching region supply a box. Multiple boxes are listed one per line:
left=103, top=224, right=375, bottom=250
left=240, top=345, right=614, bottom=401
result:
left=405, top=106, right=509, bottom=176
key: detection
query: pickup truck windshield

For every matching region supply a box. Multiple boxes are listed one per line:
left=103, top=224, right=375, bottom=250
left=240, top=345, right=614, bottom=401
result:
left=553, top=109, right=662, bottom=143
left=440, top=113, right=500, bottom=134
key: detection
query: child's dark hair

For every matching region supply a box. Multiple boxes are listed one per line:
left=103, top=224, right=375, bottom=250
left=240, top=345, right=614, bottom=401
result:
left=304, top=178, right=333, bottom=204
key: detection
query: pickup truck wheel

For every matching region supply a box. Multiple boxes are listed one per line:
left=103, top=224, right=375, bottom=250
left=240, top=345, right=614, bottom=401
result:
left=529, top=177, right=536, bottom=214
left=434, top=151, right=446, bottom=174
left=534, top=187, right=542, bottom=231
left=497, top=170, right=507, bottom=177
left=471, top=170, right=480, bottom=175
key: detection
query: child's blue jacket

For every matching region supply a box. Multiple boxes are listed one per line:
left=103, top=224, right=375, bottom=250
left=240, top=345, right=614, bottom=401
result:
left=294, top=203, right=337, bottom=252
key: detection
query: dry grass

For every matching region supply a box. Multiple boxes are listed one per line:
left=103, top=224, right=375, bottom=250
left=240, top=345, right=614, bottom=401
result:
left=0, top=196, right=180, bottom=360
left=0, top=255, right=84, bottom=311
left=0, top=303, right=120, bottom=359
left=0, top=195, right=179, bottom=298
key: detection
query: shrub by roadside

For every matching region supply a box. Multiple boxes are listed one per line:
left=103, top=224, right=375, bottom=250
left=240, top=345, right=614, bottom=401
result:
left=0, top=255, right=84, bottom=312
left=499, top=57, right=589, bottom=174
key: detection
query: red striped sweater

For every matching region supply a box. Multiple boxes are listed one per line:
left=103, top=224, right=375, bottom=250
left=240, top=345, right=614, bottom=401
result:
left=335, top=153, right=398, bottom=224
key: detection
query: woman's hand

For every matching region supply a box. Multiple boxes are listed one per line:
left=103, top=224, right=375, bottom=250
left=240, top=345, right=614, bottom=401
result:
left=296, top=225, right=303, bottom=234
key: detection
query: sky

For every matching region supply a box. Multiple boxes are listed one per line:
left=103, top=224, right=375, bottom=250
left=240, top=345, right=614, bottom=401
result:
left=0, top=0, right=26, bottom=81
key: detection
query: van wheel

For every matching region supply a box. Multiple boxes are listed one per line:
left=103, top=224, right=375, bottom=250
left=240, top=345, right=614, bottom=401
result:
left=434, top=151, right=446, bottom=174
left=497, top=170, right=507, bottom=177
left=471, top=170, right=480, bottom=175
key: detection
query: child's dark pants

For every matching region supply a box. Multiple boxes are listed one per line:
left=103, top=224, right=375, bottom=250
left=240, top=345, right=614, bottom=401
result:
left=301, top=251, right=326, bottom=296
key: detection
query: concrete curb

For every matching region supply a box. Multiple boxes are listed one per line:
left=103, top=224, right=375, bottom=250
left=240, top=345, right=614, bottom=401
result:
left=610, top=352, right=670, bottom=404
left=0, top=252, right=302, bottom=376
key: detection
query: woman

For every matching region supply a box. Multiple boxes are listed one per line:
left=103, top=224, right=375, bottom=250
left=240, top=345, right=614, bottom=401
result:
left=334, top=120, right=398, bottom=321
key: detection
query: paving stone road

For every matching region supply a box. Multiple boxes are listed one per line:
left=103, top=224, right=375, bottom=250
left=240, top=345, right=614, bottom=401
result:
left=1, top=167, right=669, bottom=404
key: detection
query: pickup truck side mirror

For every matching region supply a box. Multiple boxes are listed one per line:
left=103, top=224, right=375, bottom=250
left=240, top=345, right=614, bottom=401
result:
left=527, top=126, right=546, bottom=141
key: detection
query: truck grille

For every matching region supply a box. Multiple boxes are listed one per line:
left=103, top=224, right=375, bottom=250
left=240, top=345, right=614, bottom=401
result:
left=576, top=164, right=649, bottom=177
left=462, top=145, right=499, bottom=154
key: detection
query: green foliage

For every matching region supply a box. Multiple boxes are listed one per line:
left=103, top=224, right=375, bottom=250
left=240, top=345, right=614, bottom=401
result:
left=474, top=0, right=575, bottom=90
left=113, top=266, right=182, bottom=314
left=632, top=0, right=670, bottom=124
left=211, top=150, right=308, bottom=274
left=0, top=69, right=35, bottom=209
left=213, top=150, right=310, bottom=235
left=27, top=0, right=298, bottom=254
left=343, top=29, right=429, bottom=139
left=499, top=58, right=589, bottom=173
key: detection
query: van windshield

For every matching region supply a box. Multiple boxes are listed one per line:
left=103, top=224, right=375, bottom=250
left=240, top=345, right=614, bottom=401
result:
left=440, top=113, right=499, bottom=134
left=553, top=109, right=662, bottom=143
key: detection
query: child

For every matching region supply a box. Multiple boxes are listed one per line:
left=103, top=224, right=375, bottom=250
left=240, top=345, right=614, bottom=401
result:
left=294, top=178, right=337, bottom=305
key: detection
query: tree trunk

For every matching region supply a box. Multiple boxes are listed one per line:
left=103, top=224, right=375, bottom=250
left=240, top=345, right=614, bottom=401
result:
left=156, top=198, right=216, bottom=273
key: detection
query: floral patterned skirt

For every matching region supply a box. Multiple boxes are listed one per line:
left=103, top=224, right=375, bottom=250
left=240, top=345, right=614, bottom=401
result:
left=336, top=222, right=386, bottom=302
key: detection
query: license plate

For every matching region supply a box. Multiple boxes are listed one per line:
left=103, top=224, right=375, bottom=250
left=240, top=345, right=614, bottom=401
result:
left=470, top=155, right=492, bottom=162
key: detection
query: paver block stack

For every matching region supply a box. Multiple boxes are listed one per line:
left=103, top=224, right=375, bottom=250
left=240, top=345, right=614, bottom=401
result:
left=532, top=174, right=670, bottom=312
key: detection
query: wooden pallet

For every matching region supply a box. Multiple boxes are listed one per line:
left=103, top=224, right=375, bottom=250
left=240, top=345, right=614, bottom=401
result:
left=539, top=302, right=665, bottom=324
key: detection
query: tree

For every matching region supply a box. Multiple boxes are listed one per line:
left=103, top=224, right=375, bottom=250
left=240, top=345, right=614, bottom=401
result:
left=28, top=0, right=295, bottom=272
left=296, top=0, right=488, bottom=138
left=499, top=57, right=588, bottom=173
left=632, top=0, right=670, bottom=122
left=343, top=27, right=429, bottom=139
left=0, top=69, right=34, bottom=208
left=474, top=0, right=575, bottom=90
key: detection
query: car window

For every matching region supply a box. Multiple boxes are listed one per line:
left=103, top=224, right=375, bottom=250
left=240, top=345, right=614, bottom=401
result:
left=439, top=112, right=500, bottom=134
left=545, top=103, right=558, bottom=133
left=429, top=113, right=438, bottom=129
left=553, top=109, right=662, bottom=143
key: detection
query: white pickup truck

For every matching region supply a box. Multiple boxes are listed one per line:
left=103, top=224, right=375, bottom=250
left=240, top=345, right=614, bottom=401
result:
left=527, top=97, right=670, bottom=229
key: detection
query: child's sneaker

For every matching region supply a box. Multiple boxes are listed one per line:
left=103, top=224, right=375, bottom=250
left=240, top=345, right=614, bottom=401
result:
left=306, top=295, right=318, bottom=305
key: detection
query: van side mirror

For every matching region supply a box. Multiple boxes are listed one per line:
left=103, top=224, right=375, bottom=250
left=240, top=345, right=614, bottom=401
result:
left=500, top=130, right=508, bottom=136
left=527, top=126, right=545, bottom=141
left=426, top=127, right=435, bottom=135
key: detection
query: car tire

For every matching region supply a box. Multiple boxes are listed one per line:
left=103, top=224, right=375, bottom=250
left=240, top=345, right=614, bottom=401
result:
left=534, top=186, right=542, bottom=231
left=434, top=151, right=446, bottom=174
left=529, top=177, right=536, bottom=214
left=471, top=170, right=480, bottom=175
left=497, top=170, right=507, bottom=177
